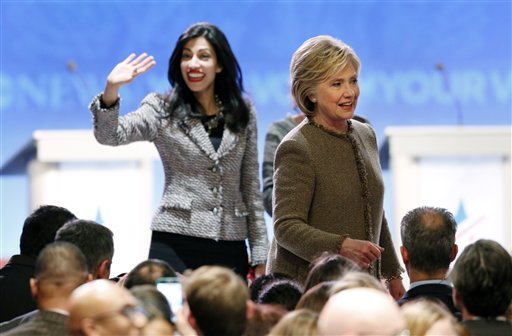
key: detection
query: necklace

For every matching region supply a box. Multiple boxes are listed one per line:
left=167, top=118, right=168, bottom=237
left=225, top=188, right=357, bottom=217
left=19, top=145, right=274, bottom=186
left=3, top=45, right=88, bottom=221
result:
left=203, top=95, right=224, bottom=135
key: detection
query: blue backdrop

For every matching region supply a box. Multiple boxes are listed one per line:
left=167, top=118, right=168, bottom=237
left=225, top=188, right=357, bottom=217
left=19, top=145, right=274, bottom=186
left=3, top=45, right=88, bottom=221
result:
left=1, top=1, right=510, bottom=257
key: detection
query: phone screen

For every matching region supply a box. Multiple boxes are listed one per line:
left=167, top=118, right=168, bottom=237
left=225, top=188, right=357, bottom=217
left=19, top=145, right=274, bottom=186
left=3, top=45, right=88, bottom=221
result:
left=156, top=277, right=183, bottom=316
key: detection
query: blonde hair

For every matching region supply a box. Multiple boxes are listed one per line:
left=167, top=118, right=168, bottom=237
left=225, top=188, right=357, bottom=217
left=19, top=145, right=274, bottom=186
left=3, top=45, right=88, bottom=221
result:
left=330, top=270, right=386, bottom=295
left=401, top=299, right=463, bottom=336
left=290, top=35, right=361, bottom=117
left=268, top=309, right=319, bottom=336
left=183, top=265, right=249, bottom=336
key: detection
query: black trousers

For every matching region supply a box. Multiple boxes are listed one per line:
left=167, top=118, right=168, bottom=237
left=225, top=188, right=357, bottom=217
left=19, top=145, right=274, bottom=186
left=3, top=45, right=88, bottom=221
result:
left=148, top=231, right=249, bottom=279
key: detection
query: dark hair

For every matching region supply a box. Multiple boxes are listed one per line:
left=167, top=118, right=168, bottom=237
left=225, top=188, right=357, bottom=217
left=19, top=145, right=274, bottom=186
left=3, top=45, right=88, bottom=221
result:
left=165, top=22, right=249, bottom=133
left=20, top=205, right=77, bottom=257
left=400, top=206, right=457, bottom=274
left=295, top=280, right=335, bottom=313
left=249, top=272, right=291, bottom=302
left=257, top=278, right=303, bottom=311
left=304, top=252, right=360, bottom=291
left=55, top=219, right=114, bottom=274
left=35, top=241, right=88, bottom=282
left=450, top=239, right=512, bottom=318
left=124, top=259, right=177, bottom=289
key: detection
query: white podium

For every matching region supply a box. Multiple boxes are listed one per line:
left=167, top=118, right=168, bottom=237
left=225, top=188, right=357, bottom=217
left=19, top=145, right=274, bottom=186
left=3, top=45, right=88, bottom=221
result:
left=385, top=126, right=512, bottom=259
left=1, top=130, right=160, bottom=276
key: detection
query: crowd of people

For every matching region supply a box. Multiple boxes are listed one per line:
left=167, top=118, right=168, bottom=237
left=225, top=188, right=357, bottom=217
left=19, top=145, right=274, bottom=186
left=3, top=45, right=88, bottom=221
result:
left=1, top=21, right=511, bottom=335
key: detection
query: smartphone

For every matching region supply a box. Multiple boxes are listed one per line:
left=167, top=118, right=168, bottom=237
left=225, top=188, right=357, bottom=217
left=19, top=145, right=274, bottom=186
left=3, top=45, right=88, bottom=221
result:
left=156, top=277, right=184, bottom=318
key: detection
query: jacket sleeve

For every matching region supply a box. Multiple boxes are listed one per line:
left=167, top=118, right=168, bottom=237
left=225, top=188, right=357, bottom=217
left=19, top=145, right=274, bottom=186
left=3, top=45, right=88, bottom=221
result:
left=379, top=213, right=404, bottom=278
left=273, top=137, right=345, bottom=263
left=241, top=108, right=269, bottom=266
left=89, top=92, right=163, bottom=145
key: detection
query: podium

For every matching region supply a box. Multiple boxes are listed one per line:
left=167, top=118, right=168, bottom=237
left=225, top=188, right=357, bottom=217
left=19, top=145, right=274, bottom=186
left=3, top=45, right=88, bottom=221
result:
left=385, top=126, right=512, bottom=259
left=1, top=130, right=160, bottom=276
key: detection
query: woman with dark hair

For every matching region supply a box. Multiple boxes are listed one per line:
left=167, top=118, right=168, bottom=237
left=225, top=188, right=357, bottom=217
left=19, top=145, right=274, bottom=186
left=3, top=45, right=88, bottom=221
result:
left=89, top=22, right=268, bottom=279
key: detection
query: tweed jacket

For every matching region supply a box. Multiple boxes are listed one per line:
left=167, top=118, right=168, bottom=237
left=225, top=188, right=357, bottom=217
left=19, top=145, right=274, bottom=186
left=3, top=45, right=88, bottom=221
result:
left=90, top=93, right=269, bottom=265
left=267, top=119, right=402, bottom=284
left=3, top=310, right=68, bottom=336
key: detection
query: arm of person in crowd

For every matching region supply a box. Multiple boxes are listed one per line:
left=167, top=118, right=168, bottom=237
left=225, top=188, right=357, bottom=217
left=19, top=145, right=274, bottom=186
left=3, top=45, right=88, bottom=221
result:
left=102, top=53, right=156, bottom=107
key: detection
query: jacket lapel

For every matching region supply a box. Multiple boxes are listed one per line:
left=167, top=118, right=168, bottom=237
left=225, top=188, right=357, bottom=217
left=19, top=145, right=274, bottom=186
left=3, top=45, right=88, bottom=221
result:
left=178, top=118, right=239, bottom=160
left=178, top=118, right=218, bottom=160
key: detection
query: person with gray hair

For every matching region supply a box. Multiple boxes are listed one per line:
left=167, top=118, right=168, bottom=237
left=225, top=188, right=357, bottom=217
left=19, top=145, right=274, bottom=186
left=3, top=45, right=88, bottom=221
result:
left=450, top=239, right=512, bottom=335
left=398, top=206, right=460, bottom=319
left=55, top=219, right=114, bottom=280
left=267, top=35, right=404, bottom=299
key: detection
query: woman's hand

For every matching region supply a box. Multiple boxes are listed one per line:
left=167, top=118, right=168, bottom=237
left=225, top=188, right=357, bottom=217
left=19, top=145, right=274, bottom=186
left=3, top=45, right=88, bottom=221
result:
left=102, top=53, right=156, bottom=106
left=339, top=237, right=384, bottom=269
left=386, top=278, right=406, bottom=300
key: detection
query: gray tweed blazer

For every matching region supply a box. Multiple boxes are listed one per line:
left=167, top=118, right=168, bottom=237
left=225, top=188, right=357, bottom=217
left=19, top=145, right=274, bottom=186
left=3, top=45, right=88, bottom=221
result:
left=267, top=119, right=402, bottom=284
left=89, top=93, right=269, bottom=265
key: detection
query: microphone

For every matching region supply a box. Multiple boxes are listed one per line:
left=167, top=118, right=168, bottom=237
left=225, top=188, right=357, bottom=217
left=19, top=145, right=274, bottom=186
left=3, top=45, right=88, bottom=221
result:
left=66, top=59, right=90, bottom=94
left=436, top=62, right=464, bottom=126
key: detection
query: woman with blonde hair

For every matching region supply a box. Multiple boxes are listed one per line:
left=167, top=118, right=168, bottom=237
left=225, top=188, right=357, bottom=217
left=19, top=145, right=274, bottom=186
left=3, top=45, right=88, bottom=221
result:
left=267, top=35, right=404, bottom=298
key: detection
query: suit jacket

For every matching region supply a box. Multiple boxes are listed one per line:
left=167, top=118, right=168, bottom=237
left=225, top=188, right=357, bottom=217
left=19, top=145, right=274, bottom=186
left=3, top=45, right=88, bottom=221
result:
left=267, top=120, right=402, bottom=284
left=462, top=319, right=512, bottom=336
left=398, top=283, right=461, bottom=320
left=3, top=310, right=68, bottom=336
left=0, top=255, right=37, bottom=322
left=90, top=93, right=268, bottom=265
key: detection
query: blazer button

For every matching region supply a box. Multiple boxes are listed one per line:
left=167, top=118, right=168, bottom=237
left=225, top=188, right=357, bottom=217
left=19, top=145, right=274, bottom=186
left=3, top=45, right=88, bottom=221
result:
left=211, top=166, right=217, bottom=173
left=212, top=187, right=218, bottom=194
left=212, top=207, right=219, bottom=215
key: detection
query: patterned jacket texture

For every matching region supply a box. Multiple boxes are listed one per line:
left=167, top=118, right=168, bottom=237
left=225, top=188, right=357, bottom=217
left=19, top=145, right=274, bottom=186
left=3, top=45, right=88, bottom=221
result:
left=89, top=92, right=269, bottom=265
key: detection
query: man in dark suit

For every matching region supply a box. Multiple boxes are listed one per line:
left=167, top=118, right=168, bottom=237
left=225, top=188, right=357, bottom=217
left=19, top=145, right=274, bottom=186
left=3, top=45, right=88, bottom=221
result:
left=0, top=205, right=77, bottom=322
left=397, top=206, right=461, bottom=319
left=4, top=241, right=91, bottom=336
left=451, top=239, right=512, bottom=336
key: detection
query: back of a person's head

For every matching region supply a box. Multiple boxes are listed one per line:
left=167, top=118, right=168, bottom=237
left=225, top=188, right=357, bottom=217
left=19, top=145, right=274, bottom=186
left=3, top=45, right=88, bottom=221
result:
left=268, top=308, right=319, bottom=336
left=124, top=259, right=177, bottom=289
left=257, top=278, right=303, bottom=311
left=55, top=219, right=114, bottom=277
left=250, top=272, right=290, bottom=302
left=318, top=287, right=406, bottom=336
left=34, top=241, right=89, bottom=299
left=130, top=284, right=173, bottom=322
left=400, top=206, right=457, bottom=274
left=184, top=265, right=249, bottom=336
left=450, top=239, right=512, bottom=318
left=304, top=252, right=360, bottom=291
left=244, top=303, right=288, bottom=336
left=296, top=281, right=335, bottom=312
left=20, top=204, right=77, bottom=257
left=329, top=270, right=386, bottom=295
left=401, top=299, right=463, bottom=336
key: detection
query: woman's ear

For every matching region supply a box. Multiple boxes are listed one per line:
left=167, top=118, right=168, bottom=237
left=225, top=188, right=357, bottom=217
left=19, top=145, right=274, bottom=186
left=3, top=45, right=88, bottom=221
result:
left=308, top=93, right=317, bottom=103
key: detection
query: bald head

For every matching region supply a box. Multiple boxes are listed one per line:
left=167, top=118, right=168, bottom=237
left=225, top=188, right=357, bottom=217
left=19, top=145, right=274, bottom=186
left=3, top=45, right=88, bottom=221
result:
left=318, top=287, right=406, bottom=336
left=68, top=279, right=147, bottom=336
